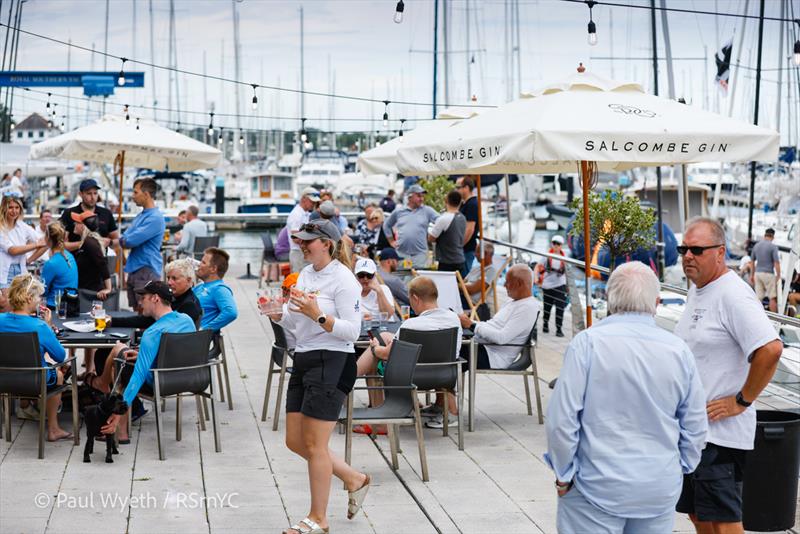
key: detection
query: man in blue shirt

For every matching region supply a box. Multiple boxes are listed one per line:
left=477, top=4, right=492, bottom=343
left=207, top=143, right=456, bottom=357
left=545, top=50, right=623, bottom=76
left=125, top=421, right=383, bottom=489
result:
left=545, top=261, right=707, bottom=534
left=194, top=247, right=238, bottom=332
left=100, top=280, right=195, bottom=441
left=110, top=178, right=165, bottom=310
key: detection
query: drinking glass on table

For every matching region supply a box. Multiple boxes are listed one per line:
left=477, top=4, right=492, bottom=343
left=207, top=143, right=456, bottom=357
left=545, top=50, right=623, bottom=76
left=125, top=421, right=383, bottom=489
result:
left=91, top=300, right=103, bottom=318
left=400, top=305, right=410, bottom=320
left=257, top=288, right=283, bottom=315
left=94, top=312, right=108, bottom=337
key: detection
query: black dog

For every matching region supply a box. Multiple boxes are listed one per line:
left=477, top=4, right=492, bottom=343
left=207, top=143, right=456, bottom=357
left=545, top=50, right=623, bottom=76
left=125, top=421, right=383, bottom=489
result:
left=83, top=393, right=128, bottom=463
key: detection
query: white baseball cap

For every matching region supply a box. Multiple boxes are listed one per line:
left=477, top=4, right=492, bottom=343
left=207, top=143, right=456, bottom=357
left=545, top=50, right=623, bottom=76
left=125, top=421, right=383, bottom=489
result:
left=301, top=187, right=321, bottom=201
left=355, top=258, right=377, bottom=275
left=551, top=235, right=565, bottom=244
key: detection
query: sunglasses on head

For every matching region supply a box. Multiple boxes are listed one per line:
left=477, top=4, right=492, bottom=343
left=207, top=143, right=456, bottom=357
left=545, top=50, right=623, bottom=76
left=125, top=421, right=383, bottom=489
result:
left=356, top=272, right=374, bottom=279
left=676, top=244, right=724, bottom=256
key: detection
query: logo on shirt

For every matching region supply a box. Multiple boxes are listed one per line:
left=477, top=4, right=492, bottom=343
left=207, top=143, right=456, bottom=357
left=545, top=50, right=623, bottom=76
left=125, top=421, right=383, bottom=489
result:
left=354, top=301, right=360, bottom=313
left=689, top=308, right=706, bottom=330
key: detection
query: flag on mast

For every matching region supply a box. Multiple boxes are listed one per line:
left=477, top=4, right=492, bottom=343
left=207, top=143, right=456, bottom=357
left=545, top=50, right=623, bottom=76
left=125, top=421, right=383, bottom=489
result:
left=715, top=39, right=733, bottom=93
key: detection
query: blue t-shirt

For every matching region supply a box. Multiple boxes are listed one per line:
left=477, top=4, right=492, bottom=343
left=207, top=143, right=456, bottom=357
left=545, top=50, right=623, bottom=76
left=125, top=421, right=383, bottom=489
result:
left=0, top=313, right=65, bottom=385
left=122, top=311, right=196, bottom=405
left=41, top=251, right=79, bottom=307
left=121, top=207, right=166, bottom=276
left=193, top=279, right=238, bottom=331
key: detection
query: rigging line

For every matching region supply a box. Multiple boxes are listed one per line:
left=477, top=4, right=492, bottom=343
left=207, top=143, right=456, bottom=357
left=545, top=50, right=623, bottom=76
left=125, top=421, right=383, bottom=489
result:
left=0, top=22, right=496, bottom=109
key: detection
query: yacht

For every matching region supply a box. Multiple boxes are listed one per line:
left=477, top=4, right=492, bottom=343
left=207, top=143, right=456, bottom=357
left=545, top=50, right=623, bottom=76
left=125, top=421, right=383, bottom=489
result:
left=296, top=148, right=348, bottom=190
left=237, top=168, right=297, bottom=214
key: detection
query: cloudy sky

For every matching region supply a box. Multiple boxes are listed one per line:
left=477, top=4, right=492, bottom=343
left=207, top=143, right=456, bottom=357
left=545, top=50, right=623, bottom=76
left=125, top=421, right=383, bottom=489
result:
left=9, top=0, right=797, bottom=143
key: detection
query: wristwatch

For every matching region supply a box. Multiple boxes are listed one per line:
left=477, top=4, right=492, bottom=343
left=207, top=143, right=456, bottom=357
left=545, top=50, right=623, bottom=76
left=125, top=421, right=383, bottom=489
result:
left=316, top=313, right=327, bottom=325
left=735, top=391, right=752, bottom=408
left=554, top=480, right=572, bottom=490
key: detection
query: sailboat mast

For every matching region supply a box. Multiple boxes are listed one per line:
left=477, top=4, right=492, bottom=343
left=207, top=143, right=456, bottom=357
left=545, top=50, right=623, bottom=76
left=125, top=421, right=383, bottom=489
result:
left=149, top=0, right=157, bottom=121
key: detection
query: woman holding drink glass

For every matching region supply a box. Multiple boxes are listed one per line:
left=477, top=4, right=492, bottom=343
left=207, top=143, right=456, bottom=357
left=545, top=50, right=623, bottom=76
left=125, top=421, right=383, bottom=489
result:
left=260, top=219, right=370, bottom=534
left=41, top=223, right=78, bottom=309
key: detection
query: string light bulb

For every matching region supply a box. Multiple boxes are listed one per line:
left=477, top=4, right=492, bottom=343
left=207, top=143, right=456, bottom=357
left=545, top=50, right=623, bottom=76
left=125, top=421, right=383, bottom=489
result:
left=52, top=103, right=58, bottom=117
left=399, top=118, right=406, bottom=136
left=586, top=1, right=598, bottom=46
left=46, top=93, right=51, bottom=110
left=124, top=104, right=130, bottom=124
left=9, top=116, right=14, bottom=131
left=208, top=112, right=215, bottom=136
left=175, top=121, right=181, bottom=133
left=239, top=132, right=245, bottom=145
left=251, top=84, right=259, bottom=111
left=118, top=57, right=128, bottom=86
left=217, top=128, right=224, bottom=144
left=382, top=100, right=390, bottom=127
left=136, top=118, right=140, bottom=130
left=300, top=118, right=308, bottom=143
left=794, top=39, right=800, bottom=66
left=394, top=0, right=404, bottom=23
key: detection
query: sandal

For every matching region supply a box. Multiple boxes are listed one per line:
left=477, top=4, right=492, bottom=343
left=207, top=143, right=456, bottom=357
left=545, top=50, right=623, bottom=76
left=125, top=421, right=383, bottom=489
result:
left=283, top=517, right=329, bottom=534
left=347, top=473, right=370, bottom=520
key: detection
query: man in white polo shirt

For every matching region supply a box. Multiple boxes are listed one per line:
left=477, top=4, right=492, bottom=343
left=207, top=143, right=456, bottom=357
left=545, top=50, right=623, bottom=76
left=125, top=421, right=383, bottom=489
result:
left=674, top=217, right=783, bottom=533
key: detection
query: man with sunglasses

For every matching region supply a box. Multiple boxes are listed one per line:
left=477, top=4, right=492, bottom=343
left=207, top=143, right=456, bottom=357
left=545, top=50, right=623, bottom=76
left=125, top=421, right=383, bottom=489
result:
left=354, top=257, right=394, bottom=319
left=674, top=217, right=783, bottom=534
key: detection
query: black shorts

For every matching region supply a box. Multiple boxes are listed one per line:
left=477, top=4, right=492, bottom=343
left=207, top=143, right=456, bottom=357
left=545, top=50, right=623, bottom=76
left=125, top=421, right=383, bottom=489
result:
left=286, top=350, right=357, bottom=422
left=676, top=442, right=747, bottom=522
left=117, top=353, right=154, bottom=397
left=459, top=344, right=491, bottom=372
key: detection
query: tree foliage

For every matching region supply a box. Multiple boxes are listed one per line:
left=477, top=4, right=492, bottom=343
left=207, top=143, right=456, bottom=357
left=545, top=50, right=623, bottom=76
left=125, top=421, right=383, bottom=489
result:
left=418, top=175, right=456, bottom=213
left=569, top=190, right=656, bottom=270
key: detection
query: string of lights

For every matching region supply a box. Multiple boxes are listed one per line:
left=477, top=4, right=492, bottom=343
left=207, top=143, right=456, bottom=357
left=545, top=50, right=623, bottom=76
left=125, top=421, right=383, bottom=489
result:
left=0, top=22, right=494, bottom=110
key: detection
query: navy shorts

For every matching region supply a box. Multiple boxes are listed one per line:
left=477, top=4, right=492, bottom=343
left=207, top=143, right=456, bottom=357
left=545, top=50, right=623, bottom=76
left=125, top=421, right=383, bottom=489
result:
left=286, top=350, right=356, bottom=422
left=676, top=442, right=747, bottom=522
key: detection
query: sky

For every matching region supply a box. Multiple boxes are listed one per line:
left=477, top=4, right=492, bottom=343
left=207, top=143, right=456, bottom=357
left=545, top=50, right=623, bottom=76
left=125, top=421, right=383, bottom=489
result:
left=8, top=0, right=799, bottom=145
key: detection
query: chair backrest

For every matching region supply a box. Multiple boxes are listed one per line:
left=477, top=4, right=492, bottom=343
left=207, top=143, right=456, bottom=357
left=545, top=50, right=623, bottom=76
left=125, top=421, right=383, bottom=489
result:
left=106, top=254, right=119, bottom=277
left=505, top=312, right=540, bottom=372
left=154, top=330, right=215, bottom=397
left=261, top=233, right=278, bottom=262
left=0, top=332, right=44, bottom=396
left=382, top=339, right=421, bottom=406
left=398, top=327, right=460, bottom=390
left=269, top=319, right=290, bottom=366
left=193, top=235, right=220, bottom=258
left=78, top=288, right=120, bottom=313
left=414, top=270, right=463, bottom=312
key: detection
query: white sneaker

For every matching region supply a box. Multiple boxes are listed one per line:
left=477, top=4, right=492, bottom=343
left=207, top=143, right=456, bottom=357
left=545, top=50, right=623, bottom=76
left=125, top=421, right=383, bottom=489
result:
left=424, top=414, right=457, bottom=429
left=16, top=404, right=40, bottom=421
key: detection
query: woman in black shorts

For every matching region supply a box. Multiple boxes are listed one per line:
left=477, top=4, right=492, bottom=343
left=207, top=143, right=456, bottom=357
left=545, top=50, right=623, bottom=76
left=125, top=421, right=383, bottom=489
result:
left=266, top=219, right=369, bottom=534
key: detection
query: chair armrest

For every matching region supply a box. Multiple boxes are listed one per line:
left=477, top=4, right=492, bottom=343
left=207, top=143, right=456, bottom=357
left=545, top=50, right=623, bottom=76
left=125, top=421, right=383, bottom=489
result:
left=152, top=361, right=221, bottom=373
left=357, top=374, right=385, bottom=380
left=352, top=385, right=417, bottom=391
left=416, top=359, right=465, bottom=368
left=476, top=342, right=532, bottom=348
left=0, top=355, right=77, bottom=372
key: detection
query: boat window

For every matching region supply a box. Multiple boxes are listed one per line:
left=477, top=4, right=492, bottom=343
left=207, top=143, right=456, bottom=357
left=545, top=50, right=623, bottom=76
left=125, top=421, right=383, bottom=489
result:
left=273, top=176, right=292, bottom=190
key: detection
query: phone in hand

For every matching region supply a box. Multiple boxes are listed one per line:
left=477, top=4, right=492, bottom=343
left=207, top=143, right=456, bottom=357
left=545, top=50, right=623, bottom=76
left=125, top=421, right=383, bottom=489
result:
left=368, top=327, right=386, bottom=346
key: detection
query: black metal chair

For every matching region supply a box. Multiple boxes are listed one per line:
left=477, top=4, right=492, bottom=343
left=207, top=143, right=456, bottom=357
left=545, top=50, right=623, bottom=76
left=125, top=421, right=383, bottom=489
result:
left=397, top=327, right=465, bottom=450
left=192, top=235, right=220, bottom=260
left=261, top=319, right=293, bottom=430
left=120, top=329, right=220, bottom=460
left=341, top=340, right=429, bottom=481
left=208, top=332, right=234, bottom=410
left=259, top=233, right=287, bottom=288
left=474, top=313, right=543, bottom=424
left=0, top=332, right=79, bottom=459
left=78, top=288, right=121, bottom=313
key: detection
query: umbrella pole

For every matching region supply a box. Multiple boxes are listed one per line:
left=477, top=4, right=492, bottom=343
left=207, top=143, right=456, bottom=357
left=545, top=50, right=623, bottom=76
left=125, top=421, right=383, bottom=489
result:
left=504, top=174, right=513, bottom=259
left=476, top=174, right=485, bottom=304
left=580, top=161, right=592, bottom=327
left=117, top=150, right=126, bottom=280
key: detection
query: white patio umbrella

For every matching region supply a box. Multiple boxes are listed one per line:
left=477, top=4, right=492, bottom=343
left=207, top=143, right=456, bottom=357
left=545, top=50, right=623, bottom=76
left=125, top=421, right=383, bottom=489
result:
left=357, top=106, right=481, bottom=176
left=396, top=69, right=780, bottom=326
left=30, top=114, right=223, bottom=273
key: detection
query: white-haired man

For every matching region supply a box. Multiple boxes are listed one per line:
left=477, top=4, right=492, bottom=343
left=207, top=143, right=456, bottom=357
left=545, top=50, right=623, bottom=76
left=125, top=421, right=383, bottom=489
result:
left=675, top=217, right=783, bottom=534
left=546, top=261, right=708, bottom=534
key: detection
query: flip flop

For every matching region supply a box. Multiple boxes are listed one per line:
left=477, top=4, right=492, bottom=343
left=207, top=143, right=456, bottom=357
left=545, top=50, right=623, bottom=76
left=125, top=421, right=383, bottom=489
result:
left=47, top=432, right=74, bottom=442
left=283, top=518, right=329, bottom=534
left=347, top=473, right=370, bottom=520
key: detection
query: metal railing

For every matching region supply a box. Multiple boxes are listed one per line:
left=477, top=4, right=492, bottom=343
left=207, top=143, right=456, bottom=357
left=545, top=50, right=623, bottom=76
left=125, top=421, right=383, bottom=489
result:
left=22, top=211, right=366, bottom=224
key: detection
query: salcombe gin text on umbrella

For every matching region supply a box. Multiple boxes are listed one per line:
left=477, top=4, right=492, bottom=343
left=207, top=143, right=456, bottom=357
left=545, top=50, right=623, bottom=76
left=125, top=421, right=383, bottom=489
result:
left=422, top=145, right=501, bottom=164
left=584, top=140, right=731, bottom=155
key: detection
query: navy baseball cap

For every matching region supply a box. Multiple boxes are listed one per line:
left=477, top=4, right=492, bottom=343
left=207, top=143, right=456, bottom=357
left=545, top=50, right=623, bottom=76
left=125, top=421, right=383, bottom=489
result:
left=79, top=179, right=101, bottom=192
left=378, top=248, right=399, bottom=261
left=291, top=220, right=342, bottom=242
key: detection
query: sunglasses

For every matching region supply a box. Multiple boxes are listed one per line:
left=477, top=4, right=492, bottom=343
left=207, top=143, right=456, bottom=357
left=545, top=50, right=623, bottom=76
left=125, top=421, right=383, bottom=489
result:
left=676, top=244, right=724, bottom=256
left=356, top=272, right=375, bottom=279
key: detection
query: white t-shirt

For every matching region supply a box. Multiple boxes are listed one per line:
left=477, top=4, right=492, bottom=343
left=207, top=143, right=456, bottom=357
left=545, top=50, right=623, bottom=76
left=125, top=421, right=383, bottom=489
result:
left=0, top=220, right=39, bottom=283
left=29, top=225, right=50, bottom=261
left=395, top=307, right=463, bottom=359
left=359, top=284, right=395, bottom=318
left=674, top=270, right=778, bottom=450
left=474, top=296, right=541, bottom=368
left=537, top=254, right=568, bottom=289
left=465, top=262, right=498, bottom=304
left=428, top=212, right=455, bottom=238
left=285, top=203, right=311, bottom=252
left=278, top=260, right=362, bottom=353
